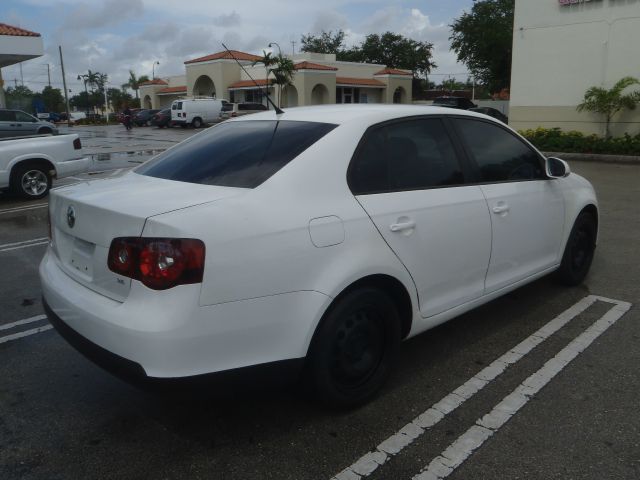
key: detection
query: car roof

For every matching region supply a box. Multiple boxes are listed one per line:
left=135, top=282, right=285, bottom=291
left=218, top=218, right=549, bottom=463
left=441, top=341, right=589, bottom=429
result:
left=231, top=104, right=491, bottom=126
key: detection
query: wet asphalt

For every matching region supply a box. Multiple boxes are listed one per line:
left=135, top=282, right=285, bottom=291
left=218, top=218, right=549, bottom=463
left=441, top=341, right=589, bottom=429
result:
left=0, top=126, right=638, bottom=480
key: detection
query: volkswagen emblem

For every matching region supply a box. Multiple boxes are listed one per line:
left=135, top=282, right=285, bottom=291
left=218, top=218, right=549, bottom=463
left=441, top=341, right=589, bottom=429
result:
left=66, top=205, right=76, bottom=228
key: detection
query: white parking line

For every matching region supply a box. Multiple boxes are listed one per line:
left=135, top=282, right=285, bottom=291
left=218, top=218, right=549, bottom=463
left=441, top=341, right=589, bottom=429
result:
left=0, top=314, right=52, bottom=345
left=413, top=296, right=631, bottom=480
left=0, top=237, right=49, bottom=252
left=0, top=203, right=48, bottom=215
left=331, top=295, right=628, bottom=480
left=0, top=314, right=47, bottom=331
left=0, top=325, right=53, bottom=344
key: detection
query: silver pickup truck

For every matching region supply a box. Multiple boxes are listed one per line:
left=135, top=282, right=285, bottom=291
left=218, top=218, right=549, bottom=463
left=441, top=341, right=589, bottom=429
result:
left=0, top=134, right=90, bottom=199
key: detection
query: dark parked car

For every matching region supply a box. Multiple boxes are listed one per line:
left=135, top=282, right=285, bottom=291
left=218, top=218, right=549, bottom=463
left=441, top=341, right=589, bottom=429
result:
left=469, top=107, right=509, bottom=124
left=133, top=109, right=160, bottom=126
left=150, top=109, right=172, bottom=128
left=433, top=96, right=477, bottom=110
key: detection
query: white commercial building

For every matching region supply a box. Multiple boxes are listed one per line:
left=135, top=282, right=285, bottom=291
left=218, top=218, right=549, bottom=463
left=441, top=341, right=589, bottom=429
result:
left=509, top=0, right=640, bottom=136
left=0, top=23, right=44, bottom=108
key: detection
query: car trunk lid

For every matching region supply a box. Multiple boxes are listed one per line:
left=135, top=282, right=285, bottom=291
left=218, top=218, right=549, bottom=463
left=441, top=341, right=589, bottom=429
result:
left=49, top=172, right=244, bottom=302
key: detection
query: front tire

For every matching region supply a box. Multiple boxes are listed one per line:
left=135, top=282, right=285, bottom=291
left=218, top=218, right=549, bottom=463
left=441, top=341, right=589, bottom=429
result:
left=555, top=212, right=597, bottom=286
left=307, top=287, right=401, bottom=408
left=11, top=164, right=52, bottom=199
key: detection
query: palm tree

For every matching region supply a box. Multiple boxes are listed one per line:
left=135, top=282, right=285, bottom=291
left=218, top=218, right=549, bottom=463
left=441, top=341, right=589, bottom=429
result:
left=254, top=52, right=295, bottom=108
left=124, top=70, right=150, bottom=100
left=271, top=55, right=295, bottom=108
left=577, top=77, right=640, bottom=138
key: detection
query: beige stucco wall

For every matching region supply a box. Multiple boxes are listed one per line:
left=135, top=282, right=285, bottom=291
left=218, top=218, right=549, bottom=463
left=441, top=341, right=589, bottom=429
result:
left=186, top=60, right=243, bottom=100
left=510, top=0, right=640, bottom=135
left=378, top=76, right=412, bottom=104
left=292, top=71, right=336, bottom=106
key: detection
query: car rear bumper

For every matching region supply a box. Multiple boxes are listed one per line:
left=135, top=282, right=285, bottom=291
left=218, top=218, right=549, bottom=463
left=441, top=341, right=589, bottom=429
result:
left=40, top=249, right=329, bottom=379
left=55, top=157, right=90, bottom=178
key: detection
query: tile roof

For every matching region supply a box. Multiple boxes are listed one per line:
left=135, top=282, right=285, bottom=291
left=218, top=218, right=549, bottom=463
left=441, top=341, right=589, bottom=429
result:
left=374, top=68, right=412, bottom=76
left=157, top=86, right=187, bottom=94
left=185, top=50, right=262, bottom=64
left=139, top=79, right=168, bottom=86
left=228, top=79, right=273, bottom=89
left=294, top=61, right=338, bottom=71
left=336, top=76, right=386, bottom=87
left=0, top=23, right=41, bottom=37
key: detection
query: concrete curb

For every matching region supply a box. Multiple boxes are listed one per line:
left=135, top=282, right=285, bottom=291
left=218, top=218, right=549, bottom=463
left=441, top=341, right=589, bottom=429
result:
left=544, top=151, right=640, bottom=165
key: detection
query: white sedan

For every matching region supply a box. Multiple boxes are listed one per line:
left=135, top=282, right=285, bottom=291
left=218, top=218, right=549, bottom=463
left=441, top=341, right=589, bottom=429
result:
left=40, top=105, right=598, bottom=407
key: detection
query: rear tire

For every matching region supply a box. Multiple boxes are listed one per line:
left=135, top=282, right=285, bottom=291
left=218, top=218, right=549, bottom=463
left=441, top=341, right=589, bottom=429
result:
left=306, top=287, right=401, bottom=408
left=555, top=212, right=596, bottom=286
left=11, top=163, right=52, bottom=199
left=192, top=117, right=203, bottom=129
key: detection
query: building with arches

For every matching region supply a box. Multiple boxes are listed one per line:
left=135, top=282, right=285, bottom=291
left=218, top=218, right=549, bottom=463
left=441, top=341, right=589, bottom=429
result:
left=140, top=49, right=412, bottom=112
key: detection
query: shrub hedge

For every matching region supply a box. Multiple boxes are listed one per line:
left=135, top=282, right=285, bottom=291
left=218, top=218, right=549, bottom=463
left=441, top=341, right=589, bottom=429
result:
left=520, top=127, right=640, bottom=156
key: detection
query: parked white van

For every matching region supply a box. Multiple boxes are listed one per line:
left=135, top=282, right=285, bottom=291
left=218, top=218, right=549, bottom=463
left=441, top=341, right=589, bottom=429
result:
left=171, top=98, right=226, bottom=128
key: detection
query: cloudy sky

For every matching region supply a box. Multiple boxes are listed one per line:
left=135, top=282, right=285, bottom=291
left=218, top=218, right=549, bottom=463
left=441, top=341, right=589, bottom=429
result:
left=3, top=0, right=473, bottom=96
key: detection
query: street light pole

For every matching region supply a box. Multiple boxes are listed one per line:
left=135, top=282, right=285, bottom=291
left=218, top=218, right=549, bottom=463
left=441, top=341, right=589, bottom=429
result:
left=152, top=61, right=160, bottom=80
left=268, top=42, right=282, bottom=57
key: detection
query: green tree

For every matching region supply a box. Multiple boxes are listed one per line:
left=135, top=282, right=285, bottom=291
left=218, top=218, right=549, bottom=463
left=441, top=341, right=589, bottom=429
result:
left=4, top=85, right=34, bottom=111
left=69, top=91, right=91, bottom=110
left=577, top=77, right=640, bottom=138
left=107, top=88, right=133, bottom=112
left=123, top=70, right=149, bottom=100
left=254, top=52, right=295, bottom=108
left=39, top=86, right=65, bottom=112
left=346, top=33, right=436, bottom=77
left=450, top=0, right=514, bottom=93
left=300, top=30, right=346, bottom=54
left=300, top=30, right=436, bottom=78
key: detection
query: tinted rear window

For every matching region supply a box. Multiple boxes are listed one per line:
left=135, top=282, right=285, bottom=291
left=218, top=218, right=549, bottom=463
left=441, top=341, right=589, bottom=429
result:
left=137, top=120, right=337, bottom=188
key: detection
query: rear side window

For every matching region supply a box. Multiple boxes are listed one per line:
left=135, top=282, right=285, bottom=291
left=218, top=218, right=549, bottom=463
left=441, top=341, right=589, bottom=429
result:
left=0, top=110, right=15, bottom=121
left=349, top=118, right=464, bottom=194
left=455, top=119, right=545, bottom=182
left=137, top=120, right=337, bottom=188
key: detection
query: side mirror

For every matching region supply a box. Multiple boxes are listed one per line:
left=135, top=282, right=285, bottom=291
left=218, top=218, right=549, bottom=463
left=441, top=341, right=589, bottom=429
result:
left=546, top=157, right=571, bottom=178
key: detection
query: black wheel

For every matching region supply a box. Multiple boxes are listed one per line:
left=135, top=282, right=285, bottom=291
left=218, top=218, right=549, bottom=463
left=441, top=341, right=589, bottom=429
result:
left=555, top=212, right=596, bottom=286
left=192, top=117, right=202, bottom=129
left=11, top=163, right=52, bottom=199
left=38, top=127, right=52, bottom=135
left=307, top=287, right=401, bottom=408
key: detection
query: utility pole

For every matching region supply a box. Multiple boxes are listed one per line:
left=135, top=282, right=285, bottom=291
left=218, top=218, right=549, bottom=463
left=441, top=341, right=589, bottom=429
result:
left=59, top=46, right=72, bottom=126
left=19, top=63, right=23, bottom=86
left=291, top=40, right=296, bottom=56
left=46, top=63, right=51, bottom=87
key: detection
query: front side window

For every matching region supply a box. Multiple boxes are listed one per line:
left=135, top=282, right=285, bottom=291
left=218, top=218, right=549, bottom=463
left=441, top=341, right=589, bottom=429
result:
left=15, top=111, right=36, bottom=122
left=455, top=119, right=545, bottom=182
left=137, top=120, right=337, bottom=188
left=349, top=118, right=465, bottom=194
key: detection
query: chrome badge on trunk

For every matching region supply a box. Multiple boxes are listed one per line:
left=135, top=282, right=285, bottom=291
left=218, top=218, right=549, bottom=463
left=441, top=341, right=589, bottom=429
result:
left=66, top=205, right=76, bottom=228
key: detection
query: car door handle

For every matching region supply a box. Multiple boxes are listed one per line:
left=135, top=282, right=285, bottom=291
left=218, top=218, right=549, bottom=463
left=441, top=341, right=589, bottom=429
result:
left=390, top=220, right=416, bottom=232
left=492, top=204, right=510, bottom=214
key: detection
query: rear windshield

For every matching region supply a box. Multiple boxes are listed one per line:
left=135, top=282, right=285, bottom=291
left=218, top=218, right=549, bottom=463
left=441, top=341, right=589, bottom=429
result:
left=136, top=120, right=337, bottom=188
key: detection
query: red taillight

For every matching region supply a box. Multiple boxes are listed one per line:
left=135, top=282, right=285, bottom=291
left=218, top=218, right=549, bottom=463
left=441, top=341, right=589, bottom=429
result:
left=108, top=237, right=205, bottom=290
left=73, top=138, right=82, bottom=150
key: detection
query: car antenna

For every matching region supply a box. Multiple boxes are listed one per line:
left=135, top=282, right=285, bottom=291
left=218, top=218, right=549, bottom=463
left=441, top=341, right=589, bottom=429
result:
left=221, top=43, right=284, bottom=115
